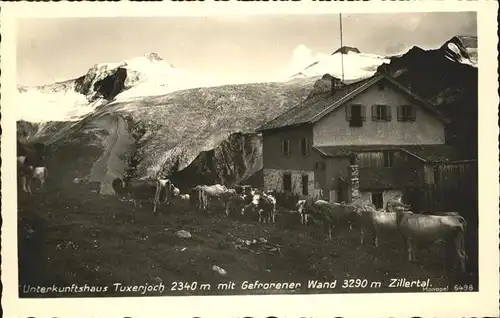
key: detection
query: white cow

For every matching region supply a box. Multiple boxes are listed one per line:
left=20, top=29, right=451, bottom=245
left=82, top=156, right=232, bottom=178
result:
left=32, top=167, right=49, bottom=189
left=394, top=206, right=468, bottom=273
left=297, top=199, right=359, bottom=239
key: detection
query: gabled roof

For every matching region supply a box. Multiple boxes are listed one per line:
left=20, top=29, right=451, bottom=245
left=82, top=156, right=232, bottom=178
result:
left=313, top=144, right=462, bottom=163
left=257, top=72, right=451, bottom=132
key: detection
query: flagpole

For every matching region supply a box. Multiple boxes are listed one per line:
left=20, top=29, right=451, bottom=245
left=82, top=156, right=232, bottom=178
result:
left=339, top=13, right=345, bottom=83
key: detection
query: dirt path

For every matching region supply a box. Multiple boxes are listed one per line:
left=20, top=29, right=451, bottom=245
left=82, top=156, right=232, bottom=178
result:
left=88, top=114, right=135, bottom=195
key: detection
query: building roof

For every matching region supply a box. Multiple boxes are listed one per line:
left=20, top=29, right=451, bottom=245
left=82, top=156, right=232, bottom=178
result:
left=257, top=72, right=451, bottom=132
left=313, top=144, right=461, bottom=163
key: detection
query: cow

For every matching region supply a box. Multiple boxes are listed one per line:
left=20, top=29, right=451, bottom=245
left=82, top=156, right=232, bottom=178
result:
left=17, top=141, right=47, bottom=195
left=296, top=199, right=311, bottom=225
left=193, top=184, right=234, bottom=212
left=394, top=206, right=468, bottom=273
left=357, top=206, right=398, bottom=248
left=112, top=177, right=175, bottom=215
left=242, top=192, right=277, bottom=223
left=18, top=157, right=34, bottom=195
left=31, top=167, right=49, bottom=190
left=224, top=193, right=247, bottom=217
left=297, top=199, right=359, bottom=239
left=297, top=199, right=359, bottom=230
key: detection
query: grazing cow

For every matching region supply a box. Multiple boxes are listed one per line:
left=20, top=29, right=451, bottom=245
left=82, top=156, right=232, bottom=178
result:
left=17, top=141, right=47, bottom=195
left=224, top=193, right=247, bottom=217
left=243, top=192, right=277, bottom=223
left=297, top=199, right=358, bottom=230
left=178, top=194, right=190, bottom=200
left=298, top=199, right=359, bottom=239
left=296, top=199, right=311, bottom=225
left=193, top=184, right=233, bottom=212
left=394, top=206, right=468, bottom=273
left=31, top=167, right=49, bottom=190
left=112, top=177, right=175, bottom=215
left=356, top=205, right=398, bottom=247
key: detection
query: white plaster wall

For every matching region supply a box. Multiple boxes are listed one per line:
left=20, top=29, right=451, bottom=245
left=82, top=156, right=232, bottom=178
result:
left=313, top=84, right=446, bottom=146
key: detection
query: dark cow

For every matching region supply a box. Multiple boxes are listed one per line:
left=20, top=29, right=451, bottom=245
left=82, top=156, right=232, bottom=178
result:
left=17, top=141, right=48, bottom=195
left=242, top=192, right=277, bottom=223
left=112, top=177, right=175, bottom=215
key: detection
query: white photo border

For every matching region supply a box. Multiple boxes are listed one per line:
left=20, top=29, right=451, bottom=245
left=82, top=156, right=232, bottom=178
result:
left=1, top=1, right=498, bottom=317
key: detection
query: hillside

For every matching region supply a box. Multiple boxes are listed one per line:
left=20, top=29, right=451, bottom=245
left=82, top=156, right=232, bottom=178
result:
left=18, top=77, right=318, bottom=194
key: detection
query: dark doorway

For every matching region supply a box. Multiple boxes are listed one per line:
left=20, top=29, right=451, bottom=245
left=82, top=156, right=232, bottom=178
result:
left=283, top=173, right=292, bottom=192
left=371, top=191, right=384, bottom=209
left=302, top=175, right=309, bottom=195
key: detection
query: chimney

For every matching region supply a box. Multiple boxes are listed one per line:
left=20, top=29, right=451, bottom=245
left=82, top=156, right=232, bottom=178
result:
left=348, top=153, right=360, bottom=202
left=330, top=76, right=344, bottom=96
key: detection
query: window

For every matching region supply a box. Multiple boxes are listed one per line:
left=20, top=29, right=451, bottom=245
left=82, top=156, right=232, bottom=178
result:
left=346, top=104, right=365, bottom=127
left=371, top=104, right=392, bottom=122
left=397, top=105, right=416, bottom=122
left=383, top=150, right=394, bottom=168
left=371, top=192, right=384, bottom=209
left=300, top=137, right=308, bottom=156
left=282, top=140, right=291, bottom=156
left=283, top=174, right=292, bottom=192
left=314, top=162, right=325, bottom=170
left=302, top=175, right=309, bottom=195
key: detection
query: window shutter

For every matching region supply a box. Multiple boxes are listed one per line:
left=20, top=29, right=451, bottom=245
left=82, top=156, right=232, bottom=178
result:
left=301, top=138, right=308, bottom=156
left=360, top=105, right=366, bottom=121
left=371, top=105, right=377, bottom=121
left=386, top=105, right=392, bottom=121
left=281, top=140, right=285, bottom=154
left=345, top=105, right=352, bottom=121
left=397, top=105, right=403, bottom=121
left=287, top=140, right=291, bottom=155
left=410, top=106, right=416, bottom=121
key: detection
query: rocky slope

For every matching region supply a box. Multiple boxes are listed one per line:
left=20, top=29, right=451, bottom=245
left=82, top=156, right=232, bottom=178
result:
left=378, top=35, right=478, bottom=159
left=18, top=77, right=317, bottom=194
left=17, top=36, right=478, bottom=194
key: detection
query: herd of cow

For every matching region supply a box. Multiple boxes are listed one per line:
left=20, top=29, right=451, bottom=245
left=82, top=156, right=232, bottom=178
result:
left=89, top=176, right=469, bottom=274
left=17, top=141, right=469, bottom=275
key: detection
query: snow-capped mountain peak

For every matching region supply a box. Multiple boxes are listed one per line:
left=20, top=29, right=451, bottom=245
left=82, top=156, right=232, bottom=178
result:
left=287, top=46, right=390, bottom=83
left=16, top=53, right=227, bottom=122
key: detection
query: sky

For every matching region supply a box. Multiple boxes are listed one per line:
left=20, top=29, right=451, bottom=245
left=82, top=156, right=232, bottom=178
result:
left=17, top=12, right=477, bottom=86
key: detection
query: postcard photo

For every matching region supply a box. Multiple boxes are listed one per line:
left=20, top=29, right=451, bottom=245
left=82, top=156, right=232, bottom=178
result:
left=1, top=1, right=499, bottom=317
